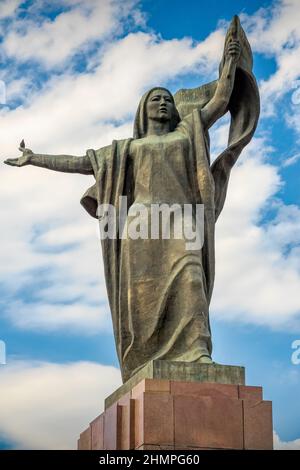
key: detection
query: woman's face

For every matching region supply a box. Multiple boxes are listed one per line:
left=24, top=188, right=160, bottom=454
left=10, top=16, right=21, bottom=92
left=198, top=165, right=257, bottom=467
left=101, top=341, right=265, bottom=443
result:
left=146, top=89, right=175, bottom=122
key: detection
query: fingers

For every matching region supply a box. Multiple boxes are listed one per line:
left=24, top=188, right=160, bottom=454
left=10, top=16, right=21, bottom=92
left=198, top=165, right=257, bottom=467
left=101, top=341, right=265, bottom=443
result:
left=228, top=45, right=240, bottom=53
left=4, top=158, right=20, bottom=166
left=228, top=43, right=240, bottom=50
left=226, top=39, right=241, bottom=61
left=228, top=42, right=240, bottom=53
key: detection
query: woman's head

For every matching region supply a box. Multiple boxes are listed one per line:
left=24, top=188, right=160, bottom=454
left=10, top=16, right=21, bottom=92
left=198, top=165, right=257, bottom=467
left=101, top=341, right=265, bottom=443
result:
left=133, top=87, right=180, bottom=139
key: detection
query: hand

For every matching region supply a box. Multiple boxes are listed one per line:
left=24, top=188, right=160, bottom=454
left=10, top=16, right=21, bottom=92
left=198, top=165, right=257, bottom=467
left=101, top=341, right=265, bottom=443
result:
left=4, top=140, right=33, bottom=167
left=225, top=39, right=241, bottom=64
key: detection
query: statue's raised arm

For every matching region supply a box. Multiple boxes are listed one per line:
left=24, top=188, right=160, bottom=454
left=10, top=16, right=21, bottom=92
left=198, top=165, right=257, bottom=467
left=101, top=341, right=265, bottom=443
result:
left=4, top=139, right=93, bottom=175
left=201, top=16, right=241, bottom=131
left=174, top=15, right=260, bottom=220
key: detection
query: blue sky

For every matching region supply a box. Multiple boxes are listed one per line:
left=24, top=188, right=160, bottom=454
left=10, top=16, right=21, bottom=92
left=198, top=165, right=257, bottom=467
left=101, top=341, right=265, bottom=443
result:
left=0, top=0, right=300, bottom=449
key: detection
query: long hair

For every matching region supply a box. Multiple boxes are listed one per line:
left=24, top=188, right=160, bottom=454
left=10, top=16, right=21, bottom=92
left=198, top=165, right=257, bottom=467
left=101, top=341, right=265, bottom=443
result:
left=133, top=87, right=181, bottom=139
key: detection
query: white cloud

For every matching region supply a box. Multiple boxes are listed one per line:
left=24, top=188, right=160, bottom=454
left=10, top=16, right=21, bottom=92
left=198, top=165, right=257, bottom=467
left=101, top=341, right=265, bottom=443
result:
left=212, top=135, right=300, bottom=330
left=2, top=0, right=141, bottom=68
left=1, top=359, right=300, bottom=451
left=5, top=301, right=110, bottom=334
left=274, top=431, right=300, bottom=450
left=240, top=0, right=300, bottom=116
left=0, top=360, right=121, bottom=449
left=0, top=0, right=300, bottom=452
left=242, top=0, right=300, bottom=55
left=285, top=103, right=300, bottom=145
left=0, top=164, right=112, bottom=334
left=0, top=0, right=299, bottom=336
left=0, top=0, right=22, bottom=19
left=0, top=30, right=224, bottom=155
left=283, top=152, right=300, bottom=167
left=0, top=23, right=226, bottom=334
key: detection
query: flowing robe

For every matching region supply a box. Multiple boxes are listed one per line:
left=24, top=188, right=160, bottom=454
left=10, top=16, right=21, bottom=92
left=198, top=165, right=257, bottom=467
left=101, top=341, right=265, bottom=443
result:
left=80, top=19, right=260, bottom=382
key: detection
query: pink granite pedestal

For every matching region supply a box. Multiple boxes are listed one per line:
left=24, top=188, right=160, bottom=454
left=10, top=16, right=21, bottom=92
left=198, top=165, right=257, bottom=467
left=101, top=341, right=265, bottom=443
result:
left=78, top=375, right=273, bottom=450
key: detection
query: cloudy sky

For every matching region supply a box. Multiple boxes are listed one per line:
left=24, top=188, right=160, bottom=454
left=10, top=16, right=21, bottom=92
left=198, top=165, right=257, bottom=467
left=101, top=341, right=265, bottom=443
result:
left=0, top=0, right=300, bottom=450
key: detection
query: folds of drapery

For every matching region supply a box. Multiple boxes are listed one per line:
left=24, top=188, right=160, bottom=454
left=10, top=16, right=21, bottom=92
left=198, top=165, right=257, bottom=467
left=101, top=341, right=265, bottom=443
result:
left=79, top=16, right=260, bottom=377
left=81, top=16, right=260, bottom=225
left=174, top=15, right=260, bottom=220
left=81, top=140, right=132, bottom=363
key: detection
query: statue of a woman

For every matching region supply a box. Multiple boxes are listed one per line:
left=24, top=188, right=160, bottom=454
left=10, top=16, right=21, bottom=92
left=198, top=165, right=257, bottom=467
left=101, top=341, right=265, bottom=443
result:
left=4, top=17, right=259, bottom=382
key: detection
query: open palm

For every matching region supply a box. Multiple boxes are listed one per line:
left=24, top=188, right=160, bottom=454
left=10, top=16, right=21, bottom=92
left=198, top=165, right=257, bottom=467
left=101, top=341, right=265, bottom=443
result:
left=4, top=142, right=33, bottom=167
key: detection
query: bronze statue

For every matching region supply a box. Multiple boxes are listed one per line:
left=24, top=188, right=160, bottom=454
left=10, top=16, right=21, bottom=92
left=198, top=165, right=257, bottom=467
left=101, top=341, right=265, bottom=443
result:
left=4, top=17, right=259, bottom=383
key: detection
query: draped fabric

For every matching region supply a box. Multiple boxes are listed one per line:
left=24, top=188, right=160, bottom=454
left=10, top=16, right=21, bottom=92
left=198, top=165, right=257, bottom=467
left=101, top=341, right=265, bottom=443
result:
left=81, top=113, right=215, bottom=382
left=80, top=17, right=259, bottom=382
left=174, top=16, right=260, bottom=220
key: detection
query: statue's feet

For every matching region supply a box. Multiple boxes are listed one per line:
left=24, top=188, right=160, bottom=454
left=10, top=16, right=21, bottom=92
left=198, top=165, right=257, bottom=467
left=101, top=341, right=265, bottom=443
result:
left=198, top=355, right=214, bottom=364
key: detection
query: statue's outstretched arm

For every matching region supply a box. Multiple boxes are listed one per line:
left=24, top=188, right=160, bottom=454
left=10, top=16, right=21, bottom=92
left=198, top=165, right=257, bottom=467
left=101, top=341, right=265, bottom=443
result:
left=4, top=140, right=93, bottom=175
left=201, top=38, right=241, bottom=131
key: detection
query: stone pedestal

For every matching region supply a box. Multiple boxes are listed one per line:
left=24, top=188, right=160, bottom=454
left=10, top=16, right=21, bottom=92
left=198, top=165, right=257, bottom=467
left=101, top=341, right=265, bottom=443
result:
left=77, top=361, right=273, bottom=450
